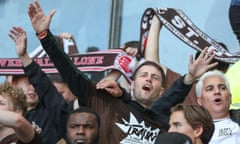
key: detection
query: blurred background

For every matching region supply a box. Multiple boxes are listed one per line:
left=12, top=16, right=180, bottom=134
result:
left=0, top=0, right=238, bottom=82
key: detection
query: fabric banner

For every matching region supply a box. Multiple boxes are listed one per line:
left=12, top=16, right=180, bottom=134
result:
left=1, top=7, right=240, bottom=80
left=0, top=49, right=133, bottom=82
left=138, top=8, right=240, bottom=63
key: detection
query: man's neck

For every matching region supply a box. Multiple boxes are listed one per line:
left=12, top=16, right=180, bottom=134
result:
left=195, top=138, right=203, bottom=144
left=212, top=112, right=230, bottom=120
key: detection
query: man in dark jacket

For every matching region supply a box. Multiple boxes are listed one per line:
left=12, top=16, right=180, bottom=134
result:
left=26, top=0, right=217, bottom=143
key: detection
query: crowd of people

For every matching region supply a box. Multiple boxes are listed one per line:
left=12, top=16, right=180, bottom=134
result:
left=0, top=0, right=240, bottom=144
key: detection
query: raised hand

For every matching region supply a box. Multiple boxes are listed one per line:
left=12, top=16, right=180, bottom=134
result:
left=8, top=26, right=32, bottom=67
left=184, top=47, right=218, bottom=84
left=28, top=0, right=56, bottom=34
left=8, top=26, right=27, bottom=57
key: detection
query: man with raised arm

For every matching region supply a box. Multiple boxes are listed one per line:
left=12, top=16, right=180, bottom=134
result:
left=27, top=0, right=217, bottom=143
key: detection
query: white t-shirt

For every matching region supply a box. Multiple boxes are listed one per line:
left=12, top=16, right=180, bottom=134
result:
left=209, top=118, right=240, bottom=144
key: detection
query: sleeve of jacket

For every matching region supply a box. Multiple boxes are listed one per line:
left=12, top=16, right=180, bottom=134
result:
left=151, top=75, right=192, bottom=116
left=39, top=31, right=92, bottom=106
left=23, top=61, right=69, bottom=136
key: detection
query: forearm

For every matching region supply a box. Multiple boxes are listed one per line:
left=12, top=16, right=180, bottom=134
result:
left=19, top=53, right=32, bottom=67
left=39, top=30, right=91, bottom=105
left=145, top=15, right=168, bottom=75
left=151, top=75, right=192, bottom=116
left=183, top=73, right=195, bottom=85
left=0, top=110, right=34, bottom=143
left=104, top=70, right=122, bottom=81
left=145, top=15, right=160, bottom=64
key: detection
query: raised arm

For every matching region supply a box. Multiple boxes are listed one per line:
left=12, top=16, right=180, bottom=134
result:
left=145, top=15, right=168, bottom=75
left=9, top=26, right=69, bottom=136
left=145, top=15, right=161, bottom=64
left=151, top=47, right=218, bottom=116
left=8, top=26, right=32, bottom=67
left=27, top=0, right=92, bottom=105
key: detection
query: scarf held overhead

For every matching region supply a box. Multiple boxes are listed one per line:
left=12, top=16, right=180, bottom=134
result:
left=138, top=8, right=240, bottom=63
left=1, top=8, right=239, bottom=78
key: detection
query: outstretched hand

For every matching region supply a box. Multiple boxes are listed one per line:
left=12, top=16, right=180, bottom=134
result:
left=28, top=0, right=56, bottom=34
left=8, top=26, right=32, bottom=67
left=8, top=26, right=27, bottom=57
left=184, top=47, right=218, bottom=84
left=96, top=79, right=123, bottom=97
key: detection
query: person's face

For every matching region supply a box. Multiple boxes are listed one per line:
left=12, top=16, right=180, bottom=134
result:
left=0, top=95, right=14, bottom=128
left=197, top=76, right=231, bottom=119
left=124, top=47, right=138, bottom=57
left=0, top=95, right=13, bottom=111
left=53, top=82, right=76, bottom=103
left=67, top=112, right=99, bottom=144
left=168, top=111, right=197, bottom=143
left=13, top=77, right=38, bottom=108
left=132, top=65, right=163, bottom=108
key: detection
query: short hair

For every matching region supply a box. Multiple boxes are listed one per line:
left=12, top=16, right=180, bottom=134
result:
left=171, top=104, right=214, bottom=144
left=131, top=61, right=165, bottom=87
left=86, top=46, right=100, bottom=52
left=195, top=70, right=230, bottom=98
left=122, top=40, right=139, bottom=50
left=194, top=42, right=230, bottom=73
left=0, top=82, right=27, bottom=113
left=68, top=107, right=100, bottom=128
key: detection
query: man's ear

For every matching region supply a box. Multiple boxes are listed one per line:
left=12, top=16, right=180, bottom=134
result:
left=158, top=87, right=165, bottom=97
left=197, top=97, right=202, bottom=105
left=230, top=93, right=232, bottom=104
left=130, top=81, right=135, bottom=97
left=193, top=125, right=203, bottom=138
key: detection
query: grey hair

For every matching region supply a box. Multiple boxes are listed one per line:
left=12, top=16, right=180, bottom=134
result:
left=195, top=70, right=230, bottom=97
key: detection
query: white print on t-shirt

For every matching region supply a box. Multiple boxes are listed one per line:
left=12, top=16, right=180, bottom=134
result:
left=115, top=112, right=160, bottom=144
left=209, top=118, right=240, bottom=144
left=31, top=121, right=42, bottom=134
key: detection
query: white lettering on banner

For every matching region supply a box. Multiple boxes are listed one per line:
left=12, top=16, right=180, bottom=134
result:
left=171, top=15, right=199, bottom=44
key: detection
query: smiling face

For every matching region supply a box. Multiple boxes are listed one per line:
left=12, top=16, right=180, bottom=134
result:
left=132, top=64, right=164, bottom=108
left=197, top=76, right=231, bottom=119
left=67, top=112, right=99, bottom=144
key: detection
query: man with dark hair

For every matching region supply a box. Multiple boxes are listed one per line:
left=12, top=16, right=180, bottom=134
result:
left=66, top=107, right=100, bottom=144
left=27, top=0, right=217, bottom=143
left=145, top=15, right=230, bottom=105
left=168, top=104, right=214, bottom=144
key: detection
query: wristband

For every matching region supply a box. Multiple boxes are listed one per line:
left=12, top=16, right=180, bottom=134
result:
left=36, top=30, right=48, bottom=40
